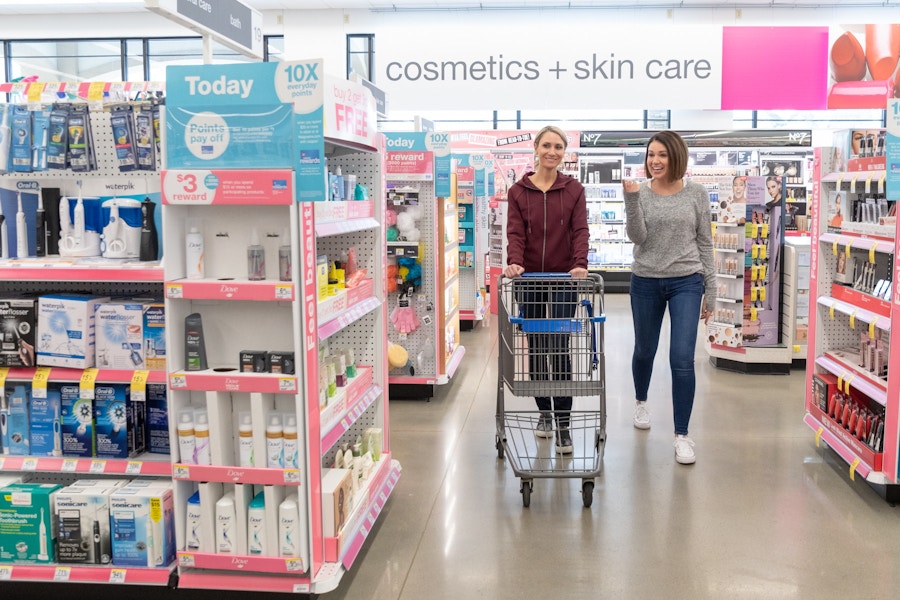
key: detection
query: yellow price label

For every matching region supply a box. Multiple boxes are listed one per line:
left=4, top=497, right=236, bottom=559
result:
left=865, top=173, right=873, bottom=194
left=837, top=372, right=845, bottom=390
left=87, top=81, right=106, bottom=102
left=869, top=242, right=877, bottom=264
left=131, top=369, right=149, bottom=392
left=26, top=82, right=45, bottom=104
left=760, top=264, right=766, bottom=280
left=829, top=305, right=835, bottom=320
left=850, top=173, right=859, bottom=194
left=815, top=427, right=823, bottom=447
left=750, top=287, right=758, bottom=302
left=751, top=265, right=759, bottom=281
left=849, top=309, right=856, bottom=329
left=832, top=239, right=838, bottom=255
left=879, top=172, right=886, bottom=194
left=80, top=368, right=99, bottom=398
left=751, top=245, right=759, bottom=259
left=836, top=174, right=844, bottom=187
left=849, top=457, right=860, bottom=481
left=750, top=307, right=758, bottom=321
left=844, top=243, right=851, bottom=258
left=32, top=367, right=52, bottom=399
left=759, top=287, right=766, bottom=302
left=751, top=224, right=759, bottom=239
left=844, top=374, right=854, bottom=395
left=761, top=223, right=769, bottom=238
left=869, top=320, right=876, bottom=339
left=710, top=222, right=717, bottom=237
left=793, top=344, right=801, bottom=353
left=0, top=367, right=8, bottom=390
left=759, top=245, right=767, bottom=260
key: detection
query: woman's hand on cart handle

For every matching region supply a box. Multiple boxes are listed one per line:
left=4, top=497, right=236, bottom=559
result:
left=569, top=267, right=588, bottom=278
left=504, top=264, right=525, bottom=278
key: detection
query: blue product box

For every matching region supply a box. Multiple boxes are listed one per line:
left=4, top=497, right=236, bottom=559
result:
left=110, top=483, right=176, bottom=567
left=37, top=294, right=110, bottom=368
left=94, top=384, right=130, bottom=459
left=29, top=384, right=61, bottom=457
left=146, top=383, right=168, bottom=455
left=143, top=302, right=166, bottom=371
left=60, top=384, right=94, bottom=457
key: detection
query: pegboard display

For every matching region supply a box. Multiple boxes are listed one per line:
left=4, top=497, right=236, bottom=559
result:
left=385, top=178, right=439, bottom=379
left=0, top=280, right=160, bottom=297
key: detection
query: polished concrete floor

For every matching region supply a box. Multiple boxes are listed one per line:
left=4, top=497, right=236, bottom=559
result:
left=330, top=293, right=900, bottom=600
left=6, top=294, right=900, bottom=599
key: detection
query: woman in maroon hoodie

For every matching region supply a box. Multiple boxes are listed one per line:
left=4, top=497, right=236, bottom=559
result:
left=504, top=125, right=589, bottom=454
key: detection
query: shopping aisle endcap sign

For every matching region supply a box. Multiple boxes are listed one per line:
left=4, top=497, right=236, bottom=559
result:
left=144, top=0, right=263, bottom=59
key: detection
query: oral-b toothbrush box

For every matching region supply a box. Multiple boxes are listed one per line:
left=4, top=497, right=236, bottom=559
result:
left=0, top=296, right=38, bottom=367
left=10, top=105, right=32, bottom=173
left=95, top=300, right=145, bottom=370
left=110, top=482, right=175, bottom=567
left=37, top=294, right=110, bottom=368
left=94, top=383, right=130, bottom=459
left=147, top=382, right=169, bottom=455
left=55, top=483, right=119, bottom=564
left=0, top=482, right=61, bottom=563
left=132, top=391, right=147, bottom=456
left=6, top=384, right=30, bottom=456
left=143, top=301, right=166, bottom=371
left=60, top=384, right=94, bottom=458
left=29, top=383, right=61, bottom=457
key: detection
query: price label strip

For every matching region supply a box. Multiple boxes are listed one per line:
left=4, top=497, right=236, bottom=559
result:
left=109, top=569, right=127, bottom=584
left=849, top=457, right=861, bottom=481
left=80, top=368, right=99, bottom=400
left=0, top=367, right=8, bottom=391
left=32, top=367, right=52, bottom=399
left=130, top=370, right=149, bottom=403
left=815, top=426, right=823, bottom=448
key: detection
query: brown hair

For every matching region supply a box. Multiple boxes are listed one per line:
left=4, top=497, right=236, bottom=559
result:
left=645, top=130, right=688, bottom=182
left=534, top=125, right=568, bottom=150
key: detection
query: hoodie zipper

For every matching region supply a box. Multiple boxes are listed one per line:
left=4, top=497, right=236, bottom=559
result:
left=542, top=191, right=547, bottom=271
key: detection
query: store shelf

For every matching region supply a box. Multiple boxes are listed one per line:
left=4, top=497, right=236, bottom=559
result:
left=804, top=413, right=885, bottom=483
left=168, top=371, right=298, bottom=394
left=0, top=563, right=176, bottom=586
left=176, top=551, right=307, bottom=575
left=820, top=170, right=887, bottom=192
left=322, top=380, right=381, bottom=455
left=819, top=232, right=894, bottom=256
left=0, top=453, right=172, bottom=476
left=177, top=571, right=313, bottom=594
left=318, top=295, right=382, bottom=341
left=172, top=463, right=301, bottom=486
left=2, top=367, right=167, bottom=384
left=0, top=262, right=163, bottom=282
left=815, top=354, right=887, bottom=407
left=317, top=279, right=376, bottom=327
left=817, top=295, right=891, bottom=332
left=165, top=279, right=294, bottom=302
left=829, top=283, right=891, bottom=319
left=324, top=456, right=400, bottom=566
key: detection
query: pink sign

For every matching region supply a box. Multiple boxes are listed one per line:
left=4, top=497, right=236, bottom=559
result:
left=385, top=150, right=434, bottom=180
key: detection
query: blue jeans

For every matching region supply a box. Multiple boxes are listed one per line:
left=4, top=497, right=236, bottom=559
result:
left=630, top=273, right=704, bottom=435
left=517, top=284, right=577, bottom=426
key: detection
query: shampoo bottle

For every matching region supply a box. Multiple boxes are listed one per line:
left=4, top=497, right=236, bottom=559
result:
left=266, top=414, right=283, bottom=468
left=247, top=227, right=266, bottom=280
left=177, top=410, right=196, bottom=464
left=184, top=313, right=208, bottom=371
left=247, top=491, right=266, bottom=556
left=185, top=227, right=204, bottom=279
left=185, top=491, right=202, bottom=550
left=238, top=412, right=255, bottom=467
left=278, top=493, right=301, bottom=558
left=282, top=415, right=299, bottom=469
left=215, top=492, right=236, bottom=554
left=193, top=411, right=211, bottom=465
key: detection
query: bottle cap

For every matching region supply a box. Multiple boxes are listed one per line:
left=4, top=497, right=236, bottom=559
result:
left=189, top=227, right=199, bottom=234
left=181, top=412, right=193, bottom=423
left=250, top=228, right=260, bottom=246
left=196, top=412, right=208, bottom=426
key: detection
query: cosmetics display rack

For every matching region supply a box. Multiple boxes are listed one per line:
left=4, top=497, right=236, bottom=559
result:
left=804, top=134, right=900, bottom=502
left=783, top=238, right=811, bottom=366
left=384, top=133, right=465, bottom=398
left=487, top=197, right=507, bottom=316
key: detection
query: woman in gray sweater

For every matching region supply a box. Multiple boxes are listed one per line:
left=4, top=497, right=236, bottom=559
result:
left=623, top=130, right=714, bottom=465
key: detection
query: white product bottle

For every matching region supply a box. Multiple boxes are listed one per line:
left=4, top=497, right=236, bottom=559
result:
left=215, top=492, right=236, bottom=554
left=193, top=411, right=211, bottom=465
left=177, top=410, right=196, bottom=464
left=282, top=415, right=299, bottom=469
left=278, top=493, right=301, bottom=558
left=247, top=491, right=266, bottom=556
left=185, top=227, right=204, bottom=279
left=266, top=414, right=283, bottom=468
left=238, top=413, right=255, bottom=467
left=185, top=491, right=202, bottom=550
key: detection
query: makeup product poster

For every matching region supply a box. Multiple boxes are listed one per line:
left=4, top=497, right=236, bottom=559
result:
left=888, top=99, right=900, bottom=202
left=743, top=176, right=783, bottom=347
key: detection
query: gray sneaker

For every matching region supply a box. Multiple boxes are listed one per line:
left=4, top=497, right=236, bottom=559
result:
left=535, top=411, right=553, bottom=438
left=555, top=429, right=573, bottom=454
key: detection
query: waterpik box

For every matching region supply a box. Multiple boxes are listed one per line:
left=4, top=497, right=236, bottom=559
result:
left=37, top=294, right=109, bottom=368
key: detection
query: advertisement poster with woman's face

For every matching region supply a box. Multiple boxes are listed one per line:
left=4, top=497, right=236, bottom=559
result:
left=742, top=176, right=783, bottom=347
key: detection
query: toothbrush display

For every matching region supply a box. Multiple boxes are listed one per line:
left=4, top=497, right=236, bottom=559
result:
left=16, top=191, right=28, bottom=258
left=73, top=189, right=85, bottom=247
left=0, top=198, right=7, bottom=259
left=0, top=105, right=10, bottom=175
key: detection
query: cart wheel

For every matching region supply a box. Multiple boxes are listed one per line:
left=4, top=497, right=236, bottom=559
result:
left=521, top=481, right=532, bottom=507
left=582, top=481, right=594, bottom=508
left=496, top=436, right=505, bottom=460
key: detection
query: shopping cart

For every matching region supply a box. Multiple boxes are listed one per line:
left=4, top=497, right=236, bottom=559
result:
left=496, top=273, right=606, bottom=507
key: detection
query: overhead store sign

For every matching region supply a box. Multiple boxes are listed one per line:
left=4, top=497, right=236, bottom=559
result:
left=145, top=0, right=263, bottom=59
left=377, top=25, right=831, bottom=112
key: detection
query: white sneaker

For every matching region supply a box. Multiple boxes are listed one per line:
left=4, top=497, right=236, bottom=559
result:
left=633, top=401, right=651, bottom=430
left=674, top=435, right=696, bottom=464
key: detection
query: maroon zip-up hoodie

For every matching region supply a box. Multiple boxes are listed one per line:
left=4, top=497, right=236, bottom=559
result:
left=506, top=171, right=589, bottom=273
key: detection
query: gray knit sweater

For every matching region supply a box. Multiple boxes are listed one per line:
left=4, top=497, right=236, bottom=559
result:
left=624, top=180, right=716, bottom=311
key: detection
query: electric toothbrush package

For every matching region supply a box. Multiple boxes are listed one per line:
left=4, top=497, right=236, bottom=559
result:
left=0, top=296, right=37, bottom=367
left=95, top=298, right=166, bottom=370
left=55, top=480, right=126, bottom=564
left=109, top=480, right=176, bottom=567
left=0, top=482, right=61, bottom=564
left=36, top=293, right=110, bottom=368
